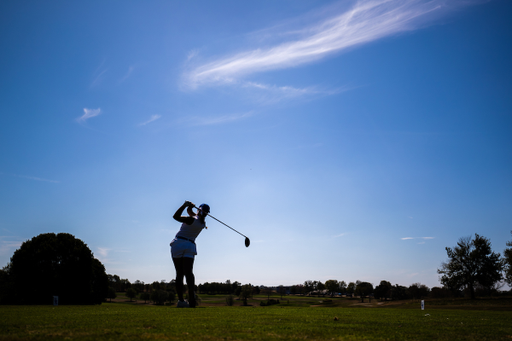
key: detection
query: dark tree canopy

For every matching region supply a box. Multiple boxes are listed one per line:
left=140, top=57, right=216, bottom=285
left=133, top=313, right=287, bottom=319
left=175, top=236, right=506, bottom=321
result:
left=505, top=231, right=512, bottom=286
left=355, top=281, right=373, bottom=302
left=8, top=233, right=108, bottom=304
left=437, top=233, right=503, bottom=299
left=373, top=280, right=392, bottom=300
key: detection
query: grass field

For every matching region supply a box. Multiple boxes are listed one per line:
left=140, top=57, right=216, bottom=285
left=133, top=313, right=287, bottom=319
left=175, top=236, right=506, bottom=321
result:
left=1, top=299, right=511, bottom=340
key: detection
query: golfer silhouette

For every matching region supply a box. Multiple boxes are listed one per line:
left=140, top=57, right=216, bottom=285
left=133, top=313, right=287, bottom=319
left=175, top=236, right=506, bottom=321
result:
left=170, top=200, right=209, bottom=308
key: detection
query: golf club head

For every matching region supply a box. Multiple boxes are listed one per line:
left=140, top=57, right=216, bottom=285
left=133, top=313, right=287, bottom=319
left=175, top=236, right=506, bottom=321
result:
left=245, top=237, right=250, bottom=247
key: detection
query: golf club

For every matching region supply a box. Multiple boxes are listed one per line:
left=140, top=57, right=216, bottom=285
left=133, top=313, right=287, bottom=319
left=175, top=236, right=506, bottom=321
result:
left=194, top=205, right=250, bottom=247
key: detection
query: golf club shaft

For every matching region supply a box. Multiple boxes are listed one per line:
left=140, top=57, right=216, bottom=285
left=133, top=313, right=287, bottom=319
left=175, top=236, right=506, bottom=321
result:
left=193, top=205, right=247, bottom=238
left=207, top=213, right=247, bottom=238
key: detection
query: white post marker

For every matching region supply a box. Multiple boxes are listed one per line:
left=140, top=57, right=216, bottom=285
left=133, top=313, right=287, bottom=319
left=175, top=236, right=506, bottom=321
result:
left=53, top=296, right=59, bottom=306
left=421, top=300, right=424, bottom=310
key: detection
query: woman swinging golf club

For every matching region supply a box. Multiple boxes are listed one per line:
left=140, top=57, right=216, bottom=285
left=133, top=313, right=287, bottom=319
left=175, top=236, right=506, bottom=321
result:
left=171, top=200, right=210, bottom=308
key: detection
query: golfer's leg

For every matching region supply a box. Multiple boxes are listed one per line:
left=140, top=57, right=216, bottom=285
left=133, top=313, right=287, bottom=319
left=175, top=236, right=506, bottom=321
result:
left=172, top=257, right=185, bottom=301
left=183, top=257, right=195, bottom=305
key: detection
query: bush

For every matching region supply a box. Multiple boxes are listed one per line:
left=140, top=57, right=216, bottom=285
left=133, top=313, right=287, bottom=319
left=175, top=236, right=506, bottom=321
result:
left=260, top=299, right=280, bottom=306
left=139, top=292, right=150, bottom=303
left=151, top=290, right=169, bottom=305
left=226, top=295, right=234, bottom=306
left=126, top=288, right=137, bottom=301
left=107, top=287, right=116, bottom=302
left=7, top=233, right=108, bottom=304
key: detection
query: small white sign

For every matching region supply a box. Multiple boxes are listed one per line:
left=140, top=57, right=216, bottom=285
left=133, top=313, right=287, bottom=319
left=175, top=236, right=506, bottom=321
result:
left=53, top=296, right=59, bottom=306
left=421, top=300, right=424, bottom=310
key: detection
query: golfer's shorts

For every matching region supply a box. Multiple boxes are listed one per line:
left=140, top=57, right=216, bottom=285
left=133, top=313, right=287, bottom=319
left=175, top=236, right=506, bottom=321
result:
left=170, top=238, right=197, bottom=258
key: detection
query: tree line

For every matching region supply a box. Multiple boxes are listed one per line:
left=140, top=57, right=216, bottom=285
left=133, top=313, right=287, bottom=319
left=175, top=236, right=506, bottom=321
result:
left=1, top=231, right=511, bottom=304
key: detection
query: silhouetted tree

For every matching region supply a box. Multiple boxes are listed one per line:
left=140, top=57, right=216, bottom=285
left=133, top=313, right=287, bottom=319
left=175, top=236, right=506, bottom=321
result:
left=303, top=280, right=314, bottom=294
left=126, top=288, right=137, bottom=301
left=408, top=283, right=430, bottom=299
left=133, top=280, right=145, bottom=293
left=107, top=287, right=116, bottom=302
left=338, top=280, right=347, bottom=294
left=261, top=287, right=273, bottom=300
left=0, top=263, right=14, bottom=304
left=355, top=281, right=373, bottom=302
left=316, top=281, right=326, bottom=291
left=325, top=280, right=339, bottom=296
left=151, top=290, right=168, bottom=305
left=140, top=292, right=150, bottom=303
left=504, top=231, right=512, bottom=286
left=391, top=284, right=409, bottom=300
left=8, top=233, right=108, bottom=304
left=438, top=234, right=503, bottom=299
left=346, top=282, right=356, bottom=296
left=374, top=280, right=392, bottom=300
left=277, top=285, right=287, bottom=299
left=240, top=284, right=252, bottom=306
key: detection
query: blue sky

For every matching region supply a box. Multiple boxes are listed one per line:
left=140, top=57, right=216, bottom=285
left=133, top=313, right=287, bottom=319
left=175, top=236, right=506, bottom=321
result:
left=1, top=0, right=511, bottom=289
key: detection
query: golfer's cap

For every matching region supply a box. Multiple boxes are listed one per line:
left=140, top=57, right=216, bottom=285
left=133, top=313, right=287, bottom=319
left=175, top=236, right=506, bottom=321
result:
left=199, top=203, right=210, bottom=213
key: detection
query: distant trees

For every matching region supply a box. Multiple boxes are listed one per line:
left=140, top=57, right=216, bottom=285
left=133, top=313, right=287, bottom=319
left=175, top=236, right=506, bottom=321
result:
left=5, top=233, right=108, bottom=304
left=151, top=290, right=169, bottom=305
left=107, top=287, right=116, bottom=302
left=504, top=231, right=512, bottom=286
left=438, top=234, right=503, bottom=299
left=198, top=281, right=239, bottom=295
left=408, top=283, right=430, bottom=300
left=126, top=288, right=137, bottom=302
left=355, top=281, right=373, bottom=302
left=325, top=280, right=339, bottom=296
left=240, top=284, right=253, bottom=305
left=140, top=292, right=150, bottom=303
left=303, top=280, right=314, bottom=294
left=346, top=282, right=356, bottom=296
left=374, top=280, right=392, bottom=300
left=277, top=285, right=287, bottom=299
left=107, top=274, right=131, bottom=292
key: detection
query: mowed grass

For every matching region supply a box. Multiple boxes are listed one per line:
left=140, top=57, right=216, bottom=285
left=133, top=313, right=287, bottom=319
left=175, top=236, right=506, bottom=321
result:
left=1, top=303, right=512, bottom=340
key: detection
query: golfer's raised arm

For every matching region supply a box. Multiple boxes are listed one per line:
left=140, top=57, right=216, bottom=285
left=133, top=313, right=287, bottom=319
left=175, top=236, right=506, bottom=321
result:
left=173, top=201, right=194, bottom=224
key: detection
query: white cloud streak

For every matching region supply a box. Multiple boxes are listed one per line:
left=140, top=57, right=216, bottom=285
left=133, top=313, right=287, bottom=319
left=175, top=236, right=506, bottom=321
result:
left=184, top=0, right=471, bottom=89
left=77, top=108, right=101, bottom=123
left=119, top=66, right=135, bottom=83
left=401, top=237, right=435, bottom=240
left=139, top=114, right=162, bottom=126
left=187, top=112, right=254, bottom=126
left=0, top=236, right=23, bottom=255
left=0, top=172, right=59, bottom=183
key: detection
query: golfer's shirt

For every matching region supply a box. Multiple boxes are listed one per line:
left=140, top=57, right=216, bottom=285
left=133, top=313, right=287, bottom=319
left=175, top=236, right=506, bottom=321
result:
left=175, top=217, right=205, bottom=242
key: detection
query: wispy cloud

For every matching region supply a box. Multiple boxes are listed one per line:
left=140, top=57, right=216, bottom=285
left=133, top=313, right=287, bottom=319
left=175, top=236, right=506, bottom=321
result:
left=0, top=172, right=59, bottom=183
left=401, top=236, right=435, bottom=241
left=185, top=111, right=254, bottom=126
left=139, top=114, right=162, bottom=126
left=0, top=236, right=23, bottom=255
left=77, top=108, right=101, bottom=123
left=333, top=233, right=347, bottom=238
left=119, top=66, right=135, bottom=83
left=184, top=0, right=474, bottom=89
left=91, top=59, right=108, bottom=87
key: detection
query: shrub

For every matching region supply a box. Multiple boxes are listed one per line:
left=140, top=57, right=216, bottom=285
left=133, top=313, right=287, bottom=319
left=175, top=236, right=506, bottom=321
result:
left=226, top=295, right=234, bottom=306
left=260, top=299, right=280, bottom=306
left=139, top=292, right=150, bottom=303
left=151, top=290, right=168, bottom=305
left=126, top=288, right=137, bottom=301
left=8, top=233, right=108, bottom=304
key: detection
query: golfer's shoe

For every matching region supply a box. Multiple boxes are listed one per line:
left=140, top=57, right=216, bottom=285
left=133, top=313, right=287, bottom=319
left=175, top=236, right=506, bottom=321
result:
left=188, top=300, right=197, bottom=308
left=177, top=300, right=189, bottom=308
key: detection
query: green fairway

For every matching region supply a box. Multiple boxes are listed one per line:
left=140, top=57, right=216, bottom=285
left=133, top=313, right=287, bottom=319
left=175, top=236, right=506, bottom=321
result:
left=1, top=304, right=511, bottom=340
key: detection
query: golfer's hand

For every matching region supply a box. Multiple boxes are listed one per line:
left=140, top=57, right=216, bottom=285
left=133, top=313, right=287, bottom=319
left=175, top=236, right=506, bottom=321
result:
left=184, top=200, right=195, bottom=208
